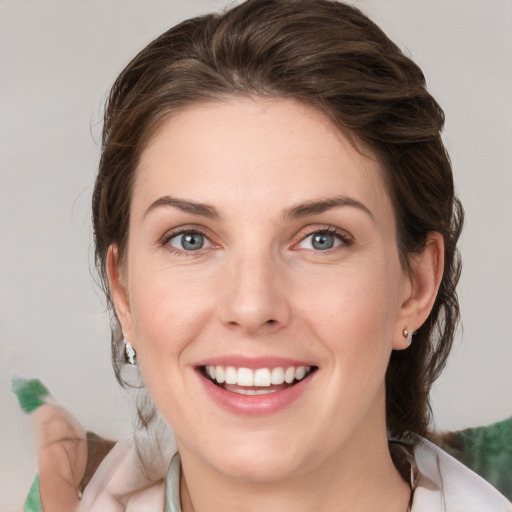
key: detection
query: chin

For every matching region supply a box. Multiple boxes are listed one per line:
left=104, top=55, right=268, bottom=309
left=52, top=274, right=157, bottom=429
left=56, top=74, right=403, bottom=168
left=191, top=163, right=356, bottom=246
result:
left=196, top=429, right=316, bottom=483
left=218, top=451, right=307, bottom=484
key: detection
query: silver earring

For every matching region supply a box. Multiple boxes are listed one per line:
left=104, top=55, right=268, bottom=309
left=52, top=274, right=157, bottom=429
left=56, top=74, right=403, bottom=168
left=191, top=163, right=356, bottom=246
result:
left=125, top=340, right=136, bottom=365
left=402, top=328, right=413, bottom=347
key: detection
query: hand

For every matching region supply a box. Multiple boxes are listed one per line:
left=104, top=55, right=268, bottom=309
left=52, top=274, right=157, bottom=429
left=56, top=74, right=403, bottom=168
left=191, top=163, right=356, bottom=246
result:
left=33, top=403, right=87, bottom=512
left=77, top=438, right=166, bottom=512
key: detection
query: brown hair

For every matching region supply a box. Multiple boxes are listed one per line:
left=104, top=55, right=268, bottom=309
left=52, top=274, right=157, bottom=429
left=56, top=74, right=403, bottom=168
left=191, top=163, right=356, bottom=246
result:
left=93, top=0, right=463, bottom=440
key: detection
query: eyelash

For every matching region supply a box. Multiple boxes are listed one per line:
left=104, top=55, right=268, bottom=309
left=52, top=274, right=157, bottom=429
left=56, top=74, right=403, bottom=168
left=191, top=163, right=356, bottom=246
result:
left=295, top=226, right=353, bottom=251
left=160, top=225, right=353, bottom=256
left=160, top=228, right=211, bottom=256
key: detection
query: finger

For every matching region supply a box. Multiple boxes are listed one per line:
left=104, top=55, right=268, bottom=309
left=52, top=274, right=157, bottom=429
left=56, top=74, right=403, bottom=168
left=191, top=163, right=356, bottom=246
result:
left=126, top=480, right=165, bottom=512
left=34, top=404, right=87, bottom=512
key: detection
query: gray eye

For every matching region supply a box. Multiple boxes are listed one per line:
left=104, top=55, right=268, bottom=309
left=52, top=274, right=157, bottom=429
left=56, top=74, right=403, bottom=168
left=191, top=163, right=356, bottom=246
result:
left=296, top=230, right=343, bottom=251
left=311, top=233, right=335, bottom=250
left=170, top=232, right=206, bottom=251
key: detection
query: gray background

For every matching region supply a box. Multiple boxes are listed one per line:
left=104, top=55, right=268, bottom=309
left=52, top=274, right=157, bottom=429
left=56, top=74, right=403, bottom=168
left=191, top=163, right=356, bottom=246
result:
left=1, top=1, right=511, bottom=509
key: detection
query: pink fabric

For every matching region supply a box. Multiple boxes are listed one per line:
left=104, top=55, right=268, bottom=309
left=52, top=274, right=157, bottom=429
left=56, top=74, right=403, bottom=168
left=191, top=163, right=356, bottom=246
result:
left=77, top=439, right=166, bottom=512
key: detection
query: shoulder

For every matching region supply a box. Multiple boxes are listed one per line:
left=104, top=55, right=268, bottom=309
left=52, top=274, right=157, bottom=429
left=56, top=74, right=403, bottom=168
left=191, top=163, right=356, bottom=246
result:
left=412, top=437, right=512, bottom=512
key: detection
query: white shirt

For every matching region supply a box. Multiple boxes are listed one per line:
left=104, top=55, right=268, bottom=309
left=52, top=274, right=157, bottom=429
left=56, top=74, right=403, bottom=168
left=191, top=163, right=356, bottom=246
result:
left=77, top=437, right=512, bottom=511
left=411, top=438, right=512, bottom=511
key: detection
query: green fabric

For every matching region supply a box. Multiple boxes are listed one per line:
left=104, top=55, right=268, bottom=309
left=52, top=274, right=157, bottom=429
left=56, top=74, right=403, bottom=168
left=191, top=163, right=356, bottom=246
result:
left=24, top=475, right=43, bottom=512
left=12, top=377, right=50, bottom=413
left=16, top=376, right=510, bottom=506
left=23, top=425, right=512, bottom=510
left=440, top=416, right=512, bottom=500
left=23, top=458, right=182, bottom=512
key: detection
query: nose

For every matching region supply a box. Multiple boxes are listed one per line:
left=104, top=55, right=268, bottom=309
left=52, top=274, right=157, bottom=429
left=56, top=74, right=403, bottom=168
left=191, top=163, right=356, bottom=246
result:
left=218, top=252, right=291, bottom=335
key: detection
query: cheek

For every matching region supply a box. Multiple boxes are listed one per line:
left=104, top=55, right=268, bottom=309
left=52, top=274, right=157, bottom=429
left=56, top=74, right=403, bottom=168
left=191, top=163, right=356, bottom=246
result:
left=298, top=261, right=402, bottom=365
left=127, top=265, right=215, bottom=362
left=125, top=269, right=214, bottom=423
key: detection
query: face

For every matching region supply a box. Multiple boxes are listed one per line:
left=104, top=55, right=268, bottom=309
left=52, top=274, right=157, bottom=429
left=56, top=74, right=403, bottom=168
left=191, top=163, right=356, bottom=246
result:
left=111, top=98, right=415, bottom=483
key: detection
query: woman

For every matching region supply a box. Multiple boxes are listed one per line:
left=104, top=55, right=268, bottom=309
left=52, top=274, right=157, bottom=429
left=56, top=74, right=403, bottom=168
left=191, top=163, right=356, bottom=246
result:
left=21, top=0, right=512, bottom=510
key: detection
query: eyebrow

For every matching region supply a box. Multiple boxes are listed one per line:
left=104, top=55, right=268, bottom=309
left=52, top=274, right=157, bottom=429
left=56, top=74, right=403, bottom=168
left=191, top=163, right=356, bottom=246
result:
left=283, top=196, right=374, bottom=221
left=144, top=196, right=220, bottom=219
left=143, top=194, right=373, bottom=221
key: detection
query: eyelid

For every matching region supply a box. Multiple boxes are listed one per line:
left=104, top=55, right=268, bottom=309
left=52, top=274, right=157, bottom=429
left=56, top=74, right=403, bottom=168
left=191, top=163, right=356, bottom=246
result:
left=292, top=225, right=353, bottom=250
left=160, top=225, right=217, bottom=254
left=159, top=224, right=352, bottom=254
left=171, top=231, right=211, bottom=250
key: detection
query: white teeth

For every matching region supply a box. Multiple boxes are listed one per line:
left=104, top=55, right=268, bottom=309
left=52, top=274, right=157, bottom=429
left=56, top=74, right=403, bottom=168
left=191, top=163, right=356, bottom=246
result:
left=204, top=365, right=312, bottom=388
left=295, top=366, right=306, bottom=380
left=271, top=367, right=285, bottom=385
left=237, top=367, right=254, bottom=386
left=225, top=366, right=237, bottom=385
left=253, top=368, right=271, bottom=387
left=216, top=366, right=225, bottom=384
left=229, top=387, right=279, bottom=395
left=284, top=367, right=295, bottom=384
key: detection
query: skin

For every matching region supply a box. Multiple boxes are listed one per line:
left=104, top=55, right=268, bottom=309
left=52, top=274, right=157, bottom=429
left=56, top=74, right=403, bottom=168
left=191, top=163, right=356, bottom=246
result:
left=33, top=404, right=164, bottom=512
left=33, top=403, right=87, bottom=512
left=108, top=97, right=444, bottom=512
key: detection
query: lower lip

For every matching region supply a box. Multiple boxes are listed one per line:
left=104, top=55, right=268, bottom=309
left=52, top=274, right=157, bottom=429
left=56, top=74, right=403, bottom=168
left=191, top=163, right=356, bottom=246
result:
left=197, top=371, right=314, bottom=416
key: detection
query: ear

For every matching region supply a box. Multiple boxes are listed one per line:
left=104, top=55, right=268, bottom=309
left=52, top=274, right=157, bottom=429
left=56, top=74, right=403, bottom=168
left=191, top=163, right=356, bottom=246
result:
left=106, top=245, right=135, bottom=347
left=393, top=232, right=444, bottom=350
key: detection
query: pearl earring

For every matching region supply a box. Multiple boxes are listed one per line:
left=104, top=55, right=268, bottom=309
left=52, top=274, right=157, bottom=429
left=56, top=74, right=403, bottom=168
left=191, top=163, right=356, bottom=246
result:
left=402, top=327, right=413, bottom=347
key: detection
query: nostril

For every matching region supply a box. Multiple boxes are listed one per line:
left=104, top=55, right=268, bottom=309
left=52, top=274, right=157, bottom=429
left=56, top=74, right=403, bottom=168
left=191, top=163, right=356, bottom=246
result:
left=223, top=313, right=284, bottom=332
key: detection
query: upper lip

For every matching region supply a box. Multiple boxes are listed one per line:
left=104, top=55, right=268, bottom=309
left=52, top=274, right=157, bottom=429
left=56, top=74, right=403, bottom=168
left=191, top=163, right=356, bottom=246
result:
left=194, top=355, right=316, bottom=370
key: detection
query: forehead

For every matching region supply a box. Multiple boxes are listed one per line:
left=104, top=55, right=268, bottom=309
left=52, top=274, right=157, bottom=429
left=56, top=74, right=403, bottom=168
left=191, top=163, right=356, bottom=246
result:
left=133, top=97, right=393, bottom=221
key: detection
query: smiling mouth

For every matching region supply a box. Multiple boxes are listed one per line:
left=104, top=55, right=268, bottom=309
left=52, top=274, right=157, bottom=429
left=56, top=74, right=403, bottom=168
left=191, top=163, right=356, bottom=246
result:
left=200, top=365, right=317, bottom=395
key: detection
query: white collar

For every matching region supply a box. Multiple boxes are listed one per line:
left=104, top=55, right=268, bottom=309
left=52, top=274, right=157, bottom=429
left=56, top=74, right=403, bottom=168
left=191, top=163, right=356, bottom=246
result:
left=83, top=436, right=511, bottom=511
left=411, top=437, right=512, bottom=511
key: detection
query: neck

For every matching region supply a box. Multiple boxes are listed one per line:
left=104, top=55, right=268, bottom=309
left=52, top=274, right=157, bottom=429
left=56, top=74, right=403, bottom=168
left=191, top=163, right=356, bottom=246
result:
left=178, top=421, right=410, bottom=512
left=180, top=454, right=409, bottom=512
